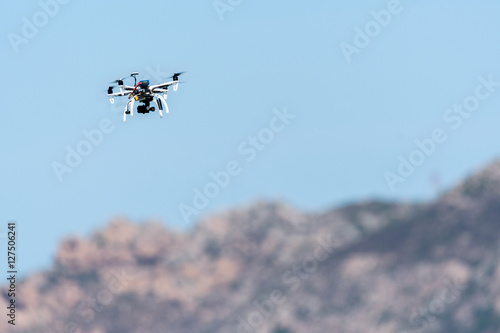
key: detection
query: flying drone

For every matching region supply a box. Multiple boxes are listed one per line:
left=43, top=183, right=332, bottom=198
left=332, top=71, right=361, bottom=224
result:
left=107, top=72, right=185, bottom=122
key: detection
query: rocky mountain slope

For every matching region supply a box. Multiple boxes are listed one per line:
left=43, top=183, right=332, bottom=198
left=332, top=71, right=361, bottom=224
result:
left=2, top=161, right=500, bottom=333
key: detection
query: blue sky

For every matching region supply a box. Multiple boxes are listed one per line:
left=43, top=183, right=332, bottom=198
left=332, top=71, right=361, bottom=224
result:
left=1, top=0, right=500, bottom=276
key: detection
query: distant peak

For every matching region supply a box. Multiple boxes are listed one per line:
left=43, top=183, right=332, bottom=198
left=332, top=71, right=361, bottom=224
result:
left=442, top=158, right=500, bottom=201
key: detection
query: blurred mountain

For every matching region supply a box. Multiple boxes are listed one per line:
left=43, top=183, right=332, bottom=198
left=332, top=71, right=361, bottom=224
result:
left=2, top=161, right=500, bottom=333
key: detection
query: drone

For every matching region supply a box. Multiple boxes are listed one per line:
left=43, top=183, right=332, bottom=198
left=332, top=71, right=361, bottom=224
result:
left=107, top=72, right=185, bottom=122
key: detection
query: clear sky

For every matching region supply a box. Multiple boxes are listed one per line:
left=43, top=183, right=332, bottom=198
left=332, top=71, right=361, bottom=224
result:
left=2, top=0, right=500, bottom=276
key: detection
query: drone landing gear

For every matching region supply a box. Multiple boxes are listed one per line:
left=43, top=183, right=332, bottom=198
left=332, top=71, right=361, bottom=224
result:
left=123, top=99, right=135, bottom=122
left=153, top=94, right=169, bottom=119
left=122, top=96, right=169, bottom=122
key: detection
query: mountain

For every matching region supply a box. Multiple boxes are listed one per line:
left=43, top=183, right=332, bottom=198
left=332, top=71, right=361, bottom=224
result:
left=2, top=161, right=500, bottom=333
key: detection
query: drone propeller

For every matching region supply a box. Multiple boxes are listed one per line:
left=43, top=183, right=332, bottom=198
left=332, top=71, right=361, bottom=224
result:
left=110, top=79, right=125, bottom=86
left=170, top=72, right=186, bottom=81
left=107, top=72, right=140, bottom=96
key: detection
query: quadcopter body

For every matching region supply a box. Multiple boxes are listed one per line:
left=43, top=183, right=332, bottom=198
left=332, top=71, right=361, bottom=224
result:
left=107, top=72, right=184, bottom=122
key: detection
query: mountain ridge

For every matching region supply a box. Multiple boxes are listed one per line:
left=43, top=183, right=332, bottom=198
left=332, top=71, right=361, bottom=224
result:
left=2, top=160, right=500, bottom=333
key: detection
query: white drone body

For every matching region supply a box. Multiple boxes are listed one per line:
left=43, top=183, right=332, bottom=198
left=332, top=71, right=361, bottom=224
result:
left=107, top=72, right=184, bottom=122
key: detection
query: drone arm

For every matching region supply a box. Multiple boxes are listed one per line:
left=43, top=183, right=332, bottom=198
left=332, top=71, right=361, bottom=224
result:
left=108, top=86, right=133, bottom=98
left=150, top=81, right=175, bottom=90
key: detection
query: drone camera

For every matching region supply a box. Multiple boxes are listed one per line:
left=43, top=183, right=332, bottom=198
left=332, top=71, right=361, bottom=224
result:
left=137, top=105, right=149, bottom=114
